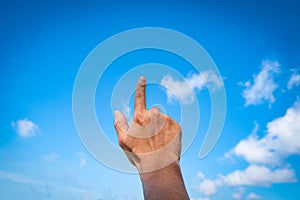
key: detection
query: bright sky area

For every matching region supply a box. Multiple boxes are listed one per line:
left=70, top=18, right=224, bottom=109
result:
left=1, top=0, right=300, bottom=199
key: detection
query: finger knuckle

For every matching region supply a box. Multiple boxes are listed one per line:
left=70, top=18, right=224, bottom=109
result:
left=118, top=136, right=126, bottom=147
left=134, top=112, right=149, bottom=125
left=135, top=91, right=144, bottom=100
left=118, top=138, right=124, bottom=147
left=151, top=109, right=160, bottom=116
left=114, top=121, right=118, bottom=128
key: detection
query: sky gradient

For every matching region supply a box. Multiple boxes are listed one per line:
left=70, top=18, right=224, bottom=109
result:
left=1, top=0, right=300, bottom=199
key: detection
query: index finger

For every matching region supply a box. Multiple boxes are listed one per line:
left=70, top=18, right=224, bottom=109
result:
left=134, top=76, right=146, bottom=113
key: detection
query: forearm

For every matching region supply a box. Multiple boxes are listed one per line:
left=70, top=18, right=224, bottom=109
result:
left=139, top=161, right=190, bottom=200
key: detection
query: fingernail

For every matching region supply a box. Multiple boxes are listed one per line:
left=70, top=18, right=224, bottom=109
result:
left=138, top=76, right=146, bottom=84
left=114, top=110, right=121, bottom=119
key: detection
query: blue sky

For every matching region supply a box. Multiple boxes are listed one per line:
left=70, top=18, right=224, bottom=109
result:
left=1, top=0, right=300, bottom=199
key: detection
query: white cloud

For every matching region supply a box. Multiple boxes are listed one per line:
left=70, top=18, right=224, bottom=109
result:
left=267, top=100, right=300, bottom=156
left=160, top=70, right=223, bottom=104
left=195, top=165, right=296, bottom=196
left=12, top=118, right=39, bottom=138
left=195, top=100, right=300, bottom=197
left=197, top=179, right=220, bottom=196
left=221, top=164, right=296, bottom=187
left=189, top=71, right=223, bottom=91
left=233, top=129, right=281, bottom=166
left=247, top=193, right=260, bottom=200
left=77, top=152, right=87, bottom=168
left=231, top=100, right=300, bottom=166
left=43, top=153, right=59, bottom=163
left=287, top=71, right=300, bottom=89
left=161, top=74, right=194, bottom=104
left=242, top=60, right=280, bottom=106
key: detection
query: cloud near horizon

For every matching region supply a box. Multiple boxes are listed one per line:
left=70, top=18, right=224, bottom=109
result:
left=0, top=170, right=42, bottom=185
left=195, top=164, right=296, bottom=197
left=195, top=99, right=300, bottom=197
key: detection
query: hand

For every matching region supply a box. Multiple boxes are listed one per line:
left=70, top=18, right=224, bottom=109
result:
left=114, top=76, right=182, bottom=173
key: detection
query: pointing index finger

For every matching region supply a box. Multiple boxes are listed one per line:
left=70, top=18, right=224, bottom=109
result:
left=134, top=76, right=146, bottom=112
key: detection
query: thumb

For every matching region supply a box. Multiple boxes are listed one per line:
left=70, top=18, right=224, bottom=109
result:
left=114, top=110, right=129, bottom=134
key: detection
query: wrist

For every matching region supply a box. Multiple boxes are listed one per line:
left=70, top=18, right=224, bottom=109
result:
left=139, top=161, right=190, bottom=200
left=139, top=160, right=180, bottom=179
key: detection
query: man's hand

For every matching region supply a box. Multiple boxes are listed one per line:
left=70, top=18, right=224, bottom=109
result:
left=113, top=76, right=189, bottom=200
left=114, top=76, right=182, bottom=173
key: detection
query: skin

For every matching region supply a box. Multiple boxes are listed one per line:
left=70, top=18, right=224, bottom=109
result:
left=114, top=76, right=190, bottom=200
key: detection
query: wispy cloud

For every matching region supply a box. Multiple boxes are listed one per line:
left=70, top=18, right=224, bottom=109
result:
left=0, top=170, right=42, bottom=185
left=287, top=70, right=300, bottom=89
left=197, top=171, right=205, bottom=180
left=43, top=153, right=59, bottom=163
left=247, top=193, right=260, bottom=200
left=12, top=118, right=39, bottom=138
left=232, top=187, right=244, bottom=200
left=77, top=152, right=87, bottom=168
left=160, top=70, right=223, bottom=104
left=241, top=60, right=280, bottom=106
